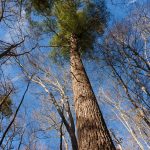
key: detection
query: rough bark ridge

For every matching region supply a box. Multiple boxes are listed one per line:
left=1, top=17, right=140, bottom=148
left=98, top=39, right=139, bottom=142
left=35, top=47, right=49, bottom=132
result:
left=70, top=35, right=116, bottom=150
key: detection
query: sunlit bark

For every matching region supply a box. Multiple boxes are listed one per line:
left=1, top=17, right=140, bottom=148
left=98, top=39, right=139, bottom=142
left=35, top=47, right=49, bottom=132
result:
left=70, top=35, right=115, bottom=149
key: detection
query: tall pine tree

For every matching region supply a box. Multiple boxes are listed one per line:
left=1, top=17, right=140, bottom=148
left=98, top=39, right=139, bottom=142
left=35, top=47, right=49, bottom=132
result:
left=29, top=0, right=115, bottom=149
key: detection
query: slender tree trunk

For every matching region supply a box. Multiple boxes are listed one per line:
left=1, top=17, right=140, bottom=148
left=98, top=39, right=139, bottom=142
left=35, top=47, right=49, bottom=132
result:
left=70, top=35, right=115, bottom=150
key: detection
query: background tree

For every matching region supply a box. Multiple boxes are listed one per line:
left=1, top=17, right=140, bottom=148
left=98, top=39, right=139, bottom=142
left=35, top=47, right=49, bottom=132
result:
left=99, top=2, right=150, bottom=149
left=16, top=52, right=77, bottom=150
left=0, top=0, right=32, bottom=63
left=102, top=2, right=150, bottom=125
left=0, top=1, right=37, bottom=148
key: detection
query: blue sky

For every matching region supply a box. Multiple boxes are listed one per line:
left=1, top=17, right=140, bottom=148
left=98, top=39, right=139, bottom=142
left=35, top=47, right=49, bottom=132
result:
left=0, top=0, right=149, bottom=149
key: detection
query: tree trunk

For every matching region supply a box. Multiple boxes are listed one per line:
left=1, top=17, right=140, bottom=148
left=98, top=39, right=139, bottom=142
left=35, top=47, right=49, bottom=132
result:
left=70, top=35, right=115, bottom=150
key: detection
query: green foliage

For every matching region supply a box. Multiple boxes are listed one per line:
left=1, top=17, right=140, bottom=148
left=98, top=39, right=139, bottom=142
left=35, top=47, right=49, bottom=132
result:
left=50, top=0, right=108, bottom=59
left=0, top=95, right=13, bottom=117
left=29, top=0, right=108, bottom=62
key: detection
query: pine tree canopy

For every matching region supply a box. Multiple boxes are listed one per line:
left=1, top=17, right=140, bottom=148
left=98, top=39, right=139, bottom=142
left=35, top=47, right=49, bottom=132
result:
left=30, top=0, right=108, bottom=61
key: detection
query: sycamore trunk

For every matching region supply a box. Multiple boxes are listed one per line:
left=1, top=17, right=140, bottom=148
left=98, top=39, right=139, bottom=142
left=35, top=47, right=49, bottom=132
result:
left=70, top=35, right=115, bottom=150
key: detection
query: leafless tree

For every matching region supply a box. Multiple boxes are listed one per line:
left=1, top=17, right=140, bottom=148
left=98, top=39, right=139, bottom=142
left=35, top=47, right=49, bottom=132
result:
left=15, top=52, right=77, bottom=150
left=102, top=1, right=150, bottom=127
left=0, top=79, right=31, bottom=148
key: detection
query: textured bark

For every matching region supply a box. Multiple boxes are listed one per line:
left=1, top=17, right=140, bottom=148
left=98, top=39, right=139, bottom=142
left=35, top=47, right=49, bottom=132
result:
left=70, top=35, right=116, bottom=150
